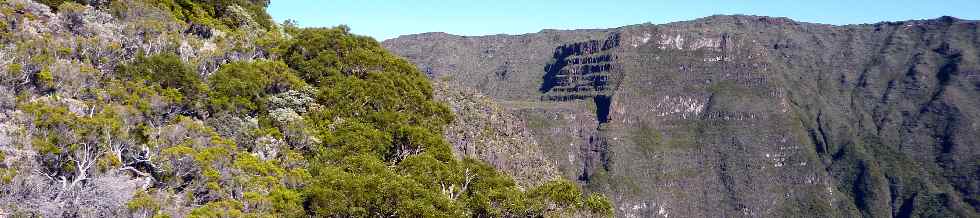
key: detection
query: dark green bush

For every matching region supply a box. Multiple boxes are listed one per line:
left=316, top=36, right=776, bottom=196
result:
left=148, top=0, right=273, bottom=29
left=115, top=53, right=205, bottom=105
left=283, top=27, right=418, bottom=84
left=207, top=60, right=305, bottom=115
left=37, top=0, right=72, bottom=10
left=585, top=193, right=615, bottom=216
left=531, top=180, right=583, bottom=208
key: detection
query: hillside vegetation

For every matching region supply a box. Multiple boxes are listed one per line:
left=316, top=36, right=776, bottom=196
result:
left=0, top=0, right=612, bottom=217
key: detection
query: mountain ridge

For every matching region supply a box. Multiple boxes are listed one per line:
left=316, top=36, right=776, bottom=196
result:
left=384, top=14, right=980, bottom=217
left=389, top=15, right=976, bottom=41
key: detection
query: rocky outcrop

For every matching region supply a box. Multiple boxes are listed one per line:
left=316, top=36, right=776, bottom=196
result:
left=384, top=15, right=980, bottom=217
left=540, top=33, right=621, bottom=102
left=434, top=82, right=561, bottom=188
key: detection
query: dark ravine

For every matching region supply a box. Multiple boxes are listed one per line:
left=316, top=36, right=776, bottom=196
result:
left=384, top=15, right=980, bottom=217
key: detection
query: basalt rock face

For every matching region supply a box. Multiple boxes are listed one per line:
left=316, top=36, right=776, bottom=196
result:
left=383, top=15, right=980, bottom=217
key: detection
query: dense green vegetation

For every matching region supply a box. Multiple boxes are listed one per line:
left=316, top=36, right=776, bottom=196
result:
left=208, top=60, right=305, bottom=115
left=276, top=26, right=610, bottom=217
left=0, top=0, right=612, bottom=217
left=149, top=0, right=274, bottom=29
left=39, top=0, right=273, bottom=29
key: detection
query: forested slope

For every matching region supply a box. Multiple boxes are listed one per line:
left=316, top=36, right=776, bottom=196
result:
left=0, top=0, right=612, bottom=217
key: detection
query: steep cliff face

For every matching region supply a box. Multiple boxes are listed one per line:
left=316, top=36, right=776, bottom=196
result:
left=384, top=15, right=980, bottom=217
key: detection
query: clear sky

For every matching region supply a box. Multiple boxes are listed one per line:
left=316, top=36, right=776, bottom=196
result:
left=268, top=0, right=980, bottom=41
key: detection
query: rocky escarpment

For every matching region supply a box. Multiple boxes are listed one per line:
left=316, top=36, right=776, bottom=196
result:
left=433, top=81, right=561, bottom=188
left=540, top=33, right=621, bottom=102
left=384, top=15, right=980, bottom=217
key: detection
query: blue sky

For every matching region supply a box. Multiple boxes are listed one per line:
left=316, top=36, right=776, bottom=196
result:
left=268, top=0, right=980, bottom=40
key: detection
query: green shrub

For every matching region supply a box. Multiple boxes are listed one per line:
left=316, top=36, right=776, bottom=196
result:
left=585, top=193, right=615, bottom=216
left=283, top=27, right=418, bottom=84
left=35, top=69, right=54, bottom=90
left=36, top=0, right=72, bottom=10
left=531, top=180, right=583, bottom=209
left=0, top=15, right=9, bottom=36
left=0, top=168, right=15, bottom=184
left=5, top=64, right=21, bottom=75
left=147, top=0, right=273, bottom=30
left=115, top=53, right=204, bottom=105
left=3, top=64, right=24, bottom=87
left=189, top=200, right=245, bottom=218
left=304, top=155, right=463, bottom=217
left=207, top=60, right=304, bottom=115
left=127, top=191, right=161, bottom=216
left=56, top=1, right=87, bottom=13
